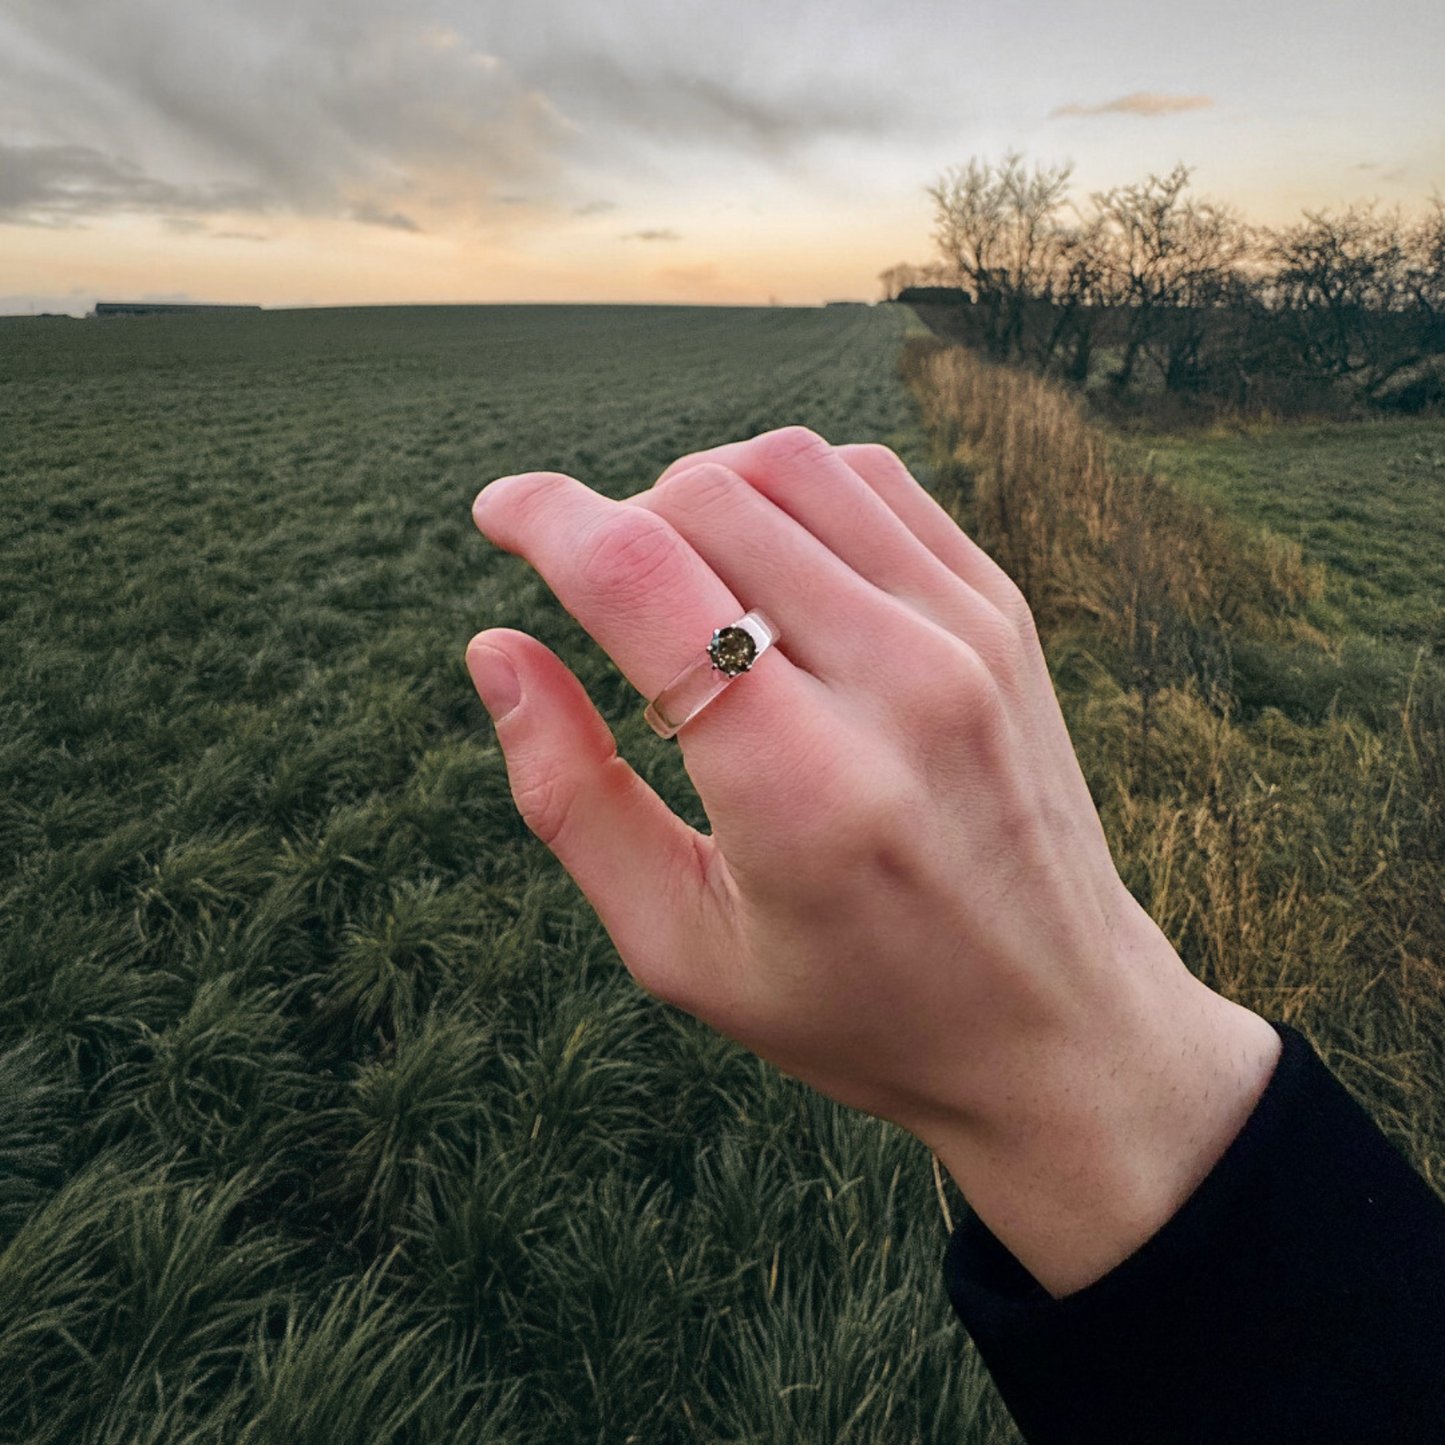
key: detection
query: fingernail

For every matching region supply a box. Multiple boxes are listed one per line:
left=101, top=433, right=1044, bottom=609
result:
left=468, top=645, right=521, bottom=722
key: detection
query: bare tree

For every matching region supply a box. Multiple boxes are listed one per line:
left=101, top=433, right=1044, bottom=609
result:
left=1046, top=212, right=1112, bottom=385
left=903, top=156, right=1443, bottom=411
left=927, top=153, right=1074, bottom=362
left=1406, top=197, right=1445, bottom=329
left=878, top=263, right=919, bottom=301
left=1152, top=200, right=1253, bottom=393
left=1259, top=204, right=1430, bottom=400
left=1090, top=165, right=1245, bottom=393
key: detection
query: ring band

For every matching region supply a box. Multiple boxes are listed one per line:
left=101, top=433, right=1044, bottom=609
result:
left=644, top=609, right=780, bottom=739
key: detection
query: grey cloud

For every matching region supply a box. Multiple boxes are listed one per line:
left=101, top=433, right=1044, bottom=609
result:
left=0, top=141, right=269, bottom=225
left=528, top=50, right=908, bottom=161
left=464, top=0, right=942, bottom=159
left=350, top=200, right=422, bottom=231
left=622, top=228, right=681, bottom=242
left=1351, top=162, right=1409, bottom=183
left=0, top=5, right=575, bottom=226
left=1052, top=92, right=1214, bottom=118
left=0, top=0, right=941, bottom=237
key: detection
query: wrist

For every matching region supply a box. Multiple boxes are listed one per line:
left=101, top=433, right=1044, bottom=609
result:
left=926, top=898, right=1282, bottom=1298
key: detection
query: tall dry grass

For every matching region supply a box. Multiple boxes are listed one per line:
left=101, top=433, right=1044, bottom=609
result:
left=903, top=338, right=1324, bottom=632
left=905, top=338, right=1445, bottom=1198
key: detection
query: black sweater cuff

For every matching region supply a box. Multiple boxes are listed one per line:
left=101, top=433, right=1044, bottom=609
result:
left=944, top=1022, right=1445, bottom=1444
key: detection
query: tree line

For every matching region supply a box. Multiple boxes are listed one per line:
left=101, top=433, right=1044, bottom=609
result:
left=882, top=155, right=1445, bottom=413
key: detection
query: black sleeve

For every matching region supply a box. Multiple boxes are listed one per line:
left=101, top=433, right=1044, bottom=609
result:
left=943, top=1022, right=1445, bottom=1445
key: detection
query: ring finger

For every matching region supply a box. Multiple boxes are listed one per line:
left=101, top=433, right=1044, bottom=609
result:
left=633, top=459, right=958, bottom=696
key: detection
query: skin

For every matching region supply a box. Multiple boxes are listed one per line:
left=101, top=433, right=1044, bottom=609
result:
left=466, top=426, right=1282, bottom=1299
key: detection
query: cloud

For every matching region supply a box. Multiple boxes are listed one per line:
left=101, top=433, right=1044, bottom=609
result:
left=1051, top=92, right=1214, bottom=119
left=1350, top=162, right=1410, bottom=184
left=0, top=7, right=576, bottom=229
left=0, top=141, right=269, bottom=225
left=0, top=0, right=939, bottom=247
left=0, top=0, right=960, bottom=292
left=212, top=230, right=269, bottom=242
left=534, top=52, right=907, bottom=161
left=350, top=200, right=422, bottom=231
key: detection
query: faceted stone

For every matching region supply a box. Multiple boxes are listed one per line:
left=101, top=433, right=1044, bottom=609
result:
left=708, top=625, right=757, bottom=676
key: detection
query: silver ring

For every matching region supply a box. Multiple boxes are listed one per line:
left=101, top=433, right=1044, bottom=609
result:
left=644, top=610, right=780, bottom=739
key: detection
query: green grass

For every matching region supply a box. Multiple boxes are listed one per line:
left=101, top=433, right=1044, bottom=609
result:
left=1122, top=419, right=1445, bottom=650
left=1113, top=419, right=1445, bottom=729
left=0, top=305, right=1022, bottom=1443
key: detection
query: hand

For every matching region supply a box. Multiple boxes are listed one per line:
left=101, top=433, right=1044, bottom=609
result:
left=467, top=427, right=1280, bottom=1297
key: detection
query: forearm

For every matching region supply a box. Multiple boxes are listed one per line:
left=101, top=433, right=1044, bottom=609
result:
left=926, top=890, right=1282, bottom=1299
left=943, top=1018, right=1445, bottom=1443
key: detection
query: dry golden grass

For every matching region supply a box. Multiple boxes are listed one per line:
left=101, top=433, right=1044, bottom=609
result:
left=903, top=339, right=1325, bottom=635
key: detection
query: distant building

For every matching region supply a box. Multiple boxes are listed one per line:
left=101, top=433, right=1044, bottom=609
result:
left=895, top=286, right=972, bottom=306
left=91, top=302, right=263, bottom=318
left=823, top=300, right=870, bottom=307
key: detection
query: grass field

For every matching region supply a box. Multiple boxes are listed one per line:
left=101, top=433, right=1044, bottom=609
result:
left=5, top=305, right=1442, bottom=1445
left=0, top=306, right=1027, bottom=1443
left=1124, top=420, right=1445, bottom=652
left=1112, top=419, right=1445, bottom=734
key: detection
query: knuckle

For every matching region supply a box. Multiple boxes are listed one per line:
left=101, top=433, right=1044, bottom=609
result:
left=657, top=461, right=743, bottom=517
left=971, top=605, right=1028, bottom=676
left=999, top=578, right=1041, bottom=645
left=510, top=763, right=577, bottom=850
left=574, top=508, right=685, bottom=603
left=846, top=774, right=925, bottom=851
left=749, top=425, right=831, bottom=474
left=913, top=639, right=1009, bottom=740
left=794, top=770, right=932, bottom=894
left=841, top=441, right=900, bottom=471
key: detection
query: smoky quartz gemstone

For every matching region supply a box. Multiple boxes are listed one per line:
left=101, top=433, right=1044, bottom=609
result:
left=707, top=625, right=758, bottom=676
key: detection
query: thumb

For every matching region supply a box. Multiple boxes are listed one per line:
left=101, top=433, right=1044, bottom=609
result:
left=466, top=628, right=719, bottom=1000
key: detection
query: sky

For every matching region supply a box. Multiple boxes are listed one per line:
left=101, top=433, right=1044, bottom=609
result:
left=2, top=0, right=1443, bottom=313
